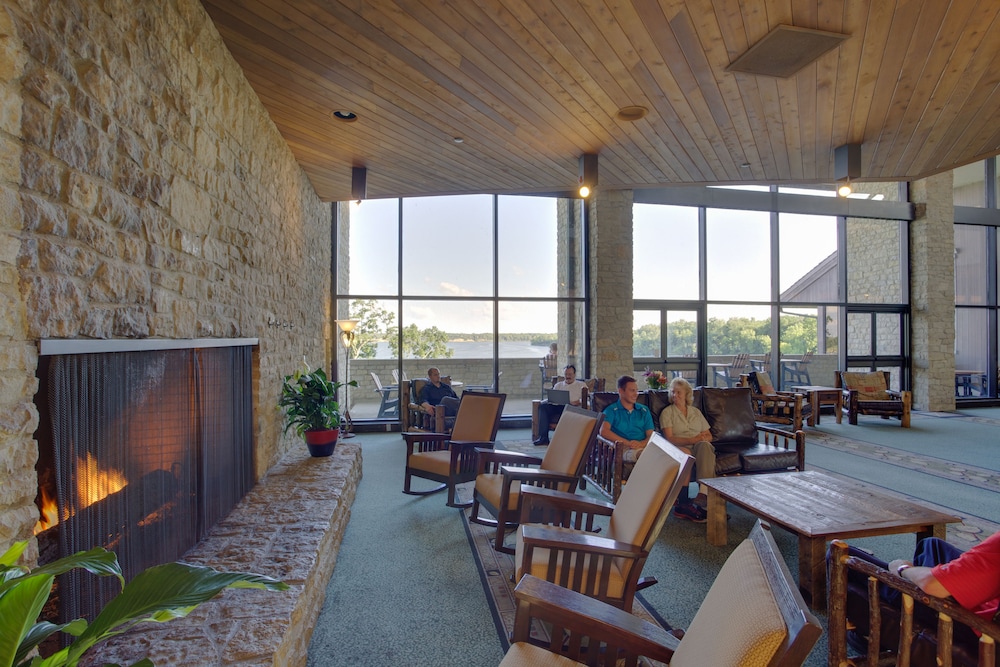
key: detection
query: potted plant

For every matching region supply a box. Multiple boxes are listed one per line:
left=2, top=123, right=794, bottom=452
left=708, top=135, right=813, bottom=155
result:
left=0, top=540, right=287, bottom=667
left=278, top=363, right=356, bottom=457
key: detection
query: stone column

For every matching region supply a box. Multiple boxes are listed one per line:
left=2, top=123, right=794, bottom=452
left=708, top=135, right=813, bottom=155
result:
left=588, top=189, right=634, bottom=384
left=910, top=173, right=955, bottom=412
left=0, top=5, right=40, bottom=559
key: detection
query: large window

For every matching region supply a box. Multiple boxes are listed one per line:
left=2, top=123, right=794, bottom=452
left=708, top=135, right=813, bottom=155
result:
left=337, top=195, right=586, bottom=420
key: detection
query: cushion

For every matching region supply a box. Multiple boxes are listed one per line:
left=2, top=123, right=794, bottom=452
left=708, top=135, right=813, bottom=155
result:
left=499, top=642, right=582, bottom=667
left=699, top=388, right=758, bottom=446
left=748, top=371, right=776, bottom=396
left=841, top=372, right=890, bottom=400
left=408, top=449, right=452, bottom=477
left=541, top=409, right=596, bottom=474
left=669, top=539, right=788, bottom=667
left=475, top=472, right=520, bottom=512
left=646, top=389, right=672, bottom=422
left=451, top=393, right=501, bottom=440
left=713, top=451, right=743, bottom=475
left=738, top=446, right=799, bottom=472
left=608, top=437, right=681, bottom=550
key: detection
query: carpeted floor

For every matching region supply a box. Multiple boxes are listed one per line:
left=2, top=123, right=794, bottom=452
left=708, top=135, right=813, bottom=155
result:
left=307, top=408, right=1000, bottom=666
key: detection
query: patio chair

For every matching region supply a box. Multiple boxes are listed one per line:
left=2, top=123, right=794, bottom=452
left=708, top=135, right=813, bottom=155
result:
left=470, top=406, right=603, bottom=554
left=369, top=371, right=399, bottom=418
left=402, top=391, right=505, bottom=507
left=781, top=350, right=813, bottom=386
left=714, top=353, right=749, bottom=387
left=740, top=371, right=810, bottom=431
left=828, top=539, right=1000, bottom=667
left=399, top=376, right=453, bottom=433
left=750, top=351, right=772, bottom=373
left=835, top=370, right=911, bottom=428
left=514, top=432, right=693, bottom=612
left=502, top=521, right=821, bottom=667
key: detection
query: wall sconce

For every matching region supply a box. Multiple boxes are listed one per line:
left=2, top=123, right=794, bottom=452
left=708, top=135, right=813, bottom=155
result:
left=351, top=167, right=367, bottom=203
left=578, top=153, right=598, bottom=198
left=834, top=143, right=861, bottom=197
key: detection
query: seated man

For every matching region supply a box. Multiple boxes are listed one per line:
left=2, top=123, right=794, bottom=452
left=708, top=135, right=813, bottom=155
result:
left=533, top=364, right=585, bottom=446
left=419, top=367, right=460, bottom=418
left=598, top=376, right=706, bottom=523
left=832, top=530, right=1000, bottom=665
left=658, top=377, right=717, bottom=513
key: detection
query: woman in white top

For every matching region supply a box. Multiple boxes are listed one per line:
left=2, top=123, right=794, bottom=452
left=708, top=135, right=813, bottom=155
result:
left=658, top=377, right=717, bottom=510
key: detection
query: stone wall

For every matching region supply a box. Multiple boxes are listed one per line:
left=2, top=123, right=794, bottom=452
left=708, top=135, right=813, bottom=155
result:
left=589, top=189, right=634, bottom=383
left=0, top=0, right=333, bottom=557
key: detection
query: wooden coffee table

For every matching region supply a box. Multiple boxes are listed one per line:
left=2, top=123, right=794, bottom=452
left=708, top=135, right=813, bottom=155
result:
left=791, top=385, right=842, bottom=425
left=703, top=471, right=960, bottom=609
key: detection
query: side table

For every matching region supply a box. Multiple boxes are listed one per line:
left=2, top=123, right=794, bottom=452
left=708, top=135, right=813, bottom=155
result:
left=791, top=385, right=842, bottom=425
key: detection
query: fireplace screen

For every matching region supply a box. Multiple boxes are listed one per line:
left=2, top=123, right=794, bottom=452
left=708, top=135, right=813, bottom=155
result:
left=36, top=345, right=254, bottom=623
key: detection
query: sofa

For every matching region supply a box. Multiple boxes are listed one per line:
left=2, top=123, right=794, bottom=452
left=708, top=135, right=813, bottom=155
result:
left=584, top=386, right=805, bottom=501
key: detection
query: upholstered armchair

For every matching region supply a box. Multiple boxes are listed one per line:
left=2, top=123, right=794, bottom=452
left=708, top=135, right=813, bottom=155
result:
left=515, top=433, right=692, bottom=612
left=502, top=521, right=821, bottom=667
left=402, top=391, right=505, bottom=507
left=470, top=406, right=603, bottom=553
left=740, top=371, right=811, bottom=431
left=530, top=377, right=604, bottom=442
left=835, top=370, right=911, bottom=428
left=828, top=539, right=1000, bottom=667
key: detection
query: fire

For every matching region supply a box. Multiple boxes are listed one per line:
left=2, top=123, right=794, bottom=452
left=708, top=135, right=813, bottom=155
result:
left=33, top=453, right=128, bottom=535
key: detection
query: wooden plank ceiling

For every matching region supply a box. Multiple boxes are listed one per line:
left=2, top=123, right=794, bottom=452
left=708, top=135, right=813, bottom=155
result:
left=200, top=0, right=1000, bottom=202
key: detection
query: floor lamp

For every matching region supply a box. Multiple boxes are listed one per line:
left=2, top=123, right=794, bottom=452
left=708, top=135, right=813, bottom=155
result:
left=336, top=318, right=360, bottom=438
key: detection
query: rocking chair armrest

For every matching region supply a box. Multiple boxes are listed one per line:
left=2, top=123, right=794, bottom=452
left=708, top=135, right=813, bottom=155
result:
left=519, top=485, right=615, bottom=517
left=512, top=575, right=680, bottom=657
left=475, top=449, right=543, bottom=474
left=500, top=466, right=575, bottom=486
left=521, top=525, right=644, bottom=559
left=402, top=431, right=450, bottom=455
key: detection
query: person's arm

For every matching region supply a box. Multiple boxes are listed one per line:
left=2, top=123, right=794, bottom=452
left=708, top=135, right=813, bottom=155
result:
left=599, top=421, right=647, bottom=450
left=662, top=426, right=710, bottom=447
left=887, top=559, right=953, bottom=598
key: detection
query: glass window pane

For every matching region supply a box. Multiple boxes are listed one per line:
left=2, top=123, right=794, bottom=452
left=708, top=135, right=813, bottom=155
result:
left=847, top=312, right=871, bottom=356
left=633, top=310, right=661, bottom=358
left=706, top=304, right=770, bottom=374
left=666, top=311, right=698, bottom=357
left=344, top=199, right=399, bottom=295
left=779, top=214, right=838, bottom=302
left=955, top=225, right=987, bottom=305
left=634, top=205, right=699, bottom=299
left=400, top=300, right=491, bottom=360
left=402, top=195, right=493, bottom=296
left=955, top=308, right=988, bottom=397
left=342, top=298, right=399, bottom=419
left=498, top=196, right=562, bottom=297
left=954, top=162, right=986, bottom=207
left=846, top=219, right=903, bottom=303
left=707, top=209, right=770, bottom=301
left=875, top=313, right=901, bottom=355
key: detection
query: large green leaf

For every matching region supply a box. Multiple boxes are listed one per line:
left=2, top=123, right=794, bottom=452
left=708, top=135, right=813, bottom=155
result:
left=64, top=562, right=288, bottom=662
left=0, top=547, right=122, bottom=598
left=0, top=573, right=53, bottom=667
left=0, top=542, right=28, bottom=568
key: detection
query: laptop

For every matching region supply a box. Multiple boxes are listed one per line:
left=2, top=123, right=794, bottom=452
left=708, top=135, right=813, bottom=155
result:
left=546, top=388, right=571, bottom=405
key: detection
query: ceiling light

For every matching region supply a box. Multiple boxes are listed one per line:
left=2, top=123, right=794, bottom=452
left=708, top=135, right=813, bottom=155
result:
left=332, top=110, right=358, bottom=122
left=615, top=106, right=648, bottom=122
left=834, top=143, right=861, bottom=198
left=351, top=166, right=367, bottom=203
left=837, top=183, right=852, bottom=198
left=578, top=153, right=598, bottom=198
left=453, top=137, right=464, bottom=144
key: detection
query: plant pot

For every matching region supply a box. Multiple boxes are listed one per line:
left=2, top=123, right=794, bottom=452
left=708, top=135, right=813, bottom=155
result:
left=304, top=428, right=339, bottom=457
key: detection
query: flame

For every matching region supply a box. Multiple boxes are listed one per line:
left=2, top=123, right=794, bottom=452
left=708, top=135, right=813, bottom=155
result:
left=33, top=453, right=128, bottom=535
left=76, top=452, right=128, bottom=508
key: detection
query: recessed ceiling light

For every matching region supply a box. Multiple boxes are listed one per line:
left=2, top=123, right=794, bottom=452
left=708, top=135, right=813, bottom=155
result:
left=453, top=137, right=464, bottom=144
left=615, top=106, right=648, bottom=122
left=332, top=110, right=358, bottom=122
left=740, top=162, right=752, bottom=169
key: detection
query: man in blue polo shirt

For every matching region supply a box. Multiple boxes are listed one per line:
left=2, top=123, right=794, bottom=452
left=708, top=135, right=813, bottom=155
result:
left=599, top=375, right=706, bottom=523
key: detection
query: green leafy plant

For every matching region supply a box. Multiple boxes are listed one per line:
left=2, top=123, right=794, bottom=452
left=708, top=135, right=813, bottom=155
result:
left=0, top=540, right=288, bottom=667
left=278, top=364, right=356, bottom=438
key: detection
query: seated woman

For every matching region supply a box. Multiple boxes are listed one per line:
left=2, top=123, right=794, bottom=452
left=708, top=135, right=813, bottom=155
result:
left=658, top=377, right=717, bottom=522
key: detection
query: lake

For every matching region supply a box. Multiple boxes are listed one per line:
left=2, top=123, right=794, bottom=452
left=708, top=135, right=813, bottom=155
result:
left=373, top=341, right=550, bottom=359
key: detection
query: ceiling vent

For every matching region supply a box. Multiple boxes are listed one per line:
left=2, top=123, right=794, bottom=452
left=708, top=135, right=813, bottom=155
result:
left=726, top=25, right=849, bottom=78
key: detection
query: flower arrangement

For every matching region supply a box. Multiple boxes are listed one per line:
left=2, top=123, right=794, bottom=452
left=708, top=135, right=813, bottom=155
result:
left=643, top=368, right=669, bottom=390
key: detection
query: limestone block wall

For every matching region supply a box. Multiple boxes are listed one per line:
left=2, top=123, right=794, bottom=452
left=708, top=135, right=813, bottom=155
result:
left=0, top=0, right=333, bottom=555
left=589, top=189, right=634, bottom=383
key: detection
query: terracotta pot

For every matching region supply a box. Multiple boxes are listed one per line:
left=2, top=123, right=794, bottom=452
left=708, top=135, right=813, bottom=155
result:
left=304, top=428, right=339, bottom=457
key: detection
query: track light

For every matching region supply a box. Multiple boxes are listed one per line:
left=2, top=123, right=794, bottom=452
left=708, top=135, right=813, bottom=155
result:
left=351, top=166, right=367, bottom=204
left=834, top=143, right=861, bottom=198
left=578, top=153, right=598, bottom=198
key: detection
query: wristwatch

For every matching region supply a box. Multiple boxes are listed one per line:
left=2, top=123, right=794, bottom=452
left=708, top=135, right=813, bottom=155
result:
left=896, top=563, right=912, bottom=578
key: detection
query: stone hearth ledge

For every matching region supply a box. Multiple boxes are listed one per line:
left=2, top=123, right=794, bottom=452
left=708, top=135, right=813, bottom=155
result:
left=80, top=441, right=362, bottom=667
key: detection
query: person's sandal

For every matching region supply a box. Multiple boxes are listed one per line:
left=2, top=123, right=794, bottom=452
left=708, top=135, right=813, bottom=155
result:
left=672, top=502, right=708, bottom=523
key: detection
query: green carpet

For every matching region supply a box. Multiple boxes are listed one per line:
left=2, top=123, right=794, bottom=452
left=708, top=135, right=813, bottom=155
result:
left=308, top=409, right=1000, bottom=666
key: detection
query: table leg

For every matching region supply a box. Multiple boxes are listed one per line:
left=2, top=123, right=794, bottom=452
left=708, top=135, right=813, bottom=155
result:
left=706, top=489, right=727, bottom=546
left=835, top=391, right=843, bottom=424
left=918, top=523, right=947, bottom=542
left=798, top=535, right=827, bottom=610
left=809, top=391, right=819, bottom=426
